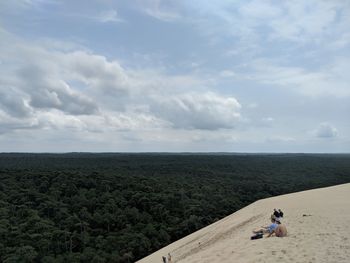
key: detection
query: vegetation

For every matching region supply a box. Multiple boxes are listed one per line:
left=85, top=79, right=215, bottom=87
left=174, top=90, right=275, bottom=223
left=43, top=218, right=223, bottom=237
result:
left=0, top=153, right=349, bottom=262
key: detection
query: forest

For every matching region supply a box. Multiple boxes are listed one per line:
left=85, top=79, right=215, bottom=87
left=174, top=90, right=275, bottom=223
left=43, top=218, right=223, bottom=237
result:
left=0, top=153, right=349, bottom=262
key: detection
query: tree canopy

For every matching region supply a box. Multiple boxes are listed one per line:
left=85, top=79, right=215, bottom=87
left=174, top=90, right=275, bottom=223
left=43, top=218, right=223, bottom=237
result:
left=0, top=153, right=349, bottom=262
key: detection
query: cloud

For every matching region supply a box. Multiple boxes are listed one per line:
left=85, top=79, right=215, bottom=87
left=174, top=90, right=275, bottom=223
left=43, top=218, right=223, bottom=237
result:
left=104, top=112, right=170, bottom=131
left=0, top=0, right=57, bottom=11
left=2, top=39, right=242, bottom=133
left=66, top=9, right=125, bottom=24
left=0, top=88, right=32, bottom=118
left=315, top=122, right=338, bottom=138
left=64, top=51, right=130, bottom=97
left=266, top=136, right=296, bottom=143
left=0, top=108, right=40, bottom=134
left=97, top=10, right=123, bottom=23
left=151, top=92, right=241, bottom=130
left=182, top=0, right=350, bottom=66
left=135, top=0, right=182, bottom=22
left=16, top=60, right=99, bottom=115
left=0, top=32, right=134, bottom=134
left=37, top=110, right=87, bottom=131
left=0, top=1, right=349, bottom=152
left=268, top=1, right=339, bottom=42
left=1, top=29, right=244, bottom=137
left=191, top=0, right=347, bottom=43
left=0, top=32, right=132, bottom=115
left=238, top=0, right=282, bottom=19
left=241, top=58, right=350, bottom=97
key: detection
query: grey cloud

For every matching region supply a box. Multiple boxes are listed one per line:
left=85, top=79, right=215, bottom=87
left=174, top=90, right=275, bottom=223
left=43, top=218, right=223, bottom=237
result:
left=151, top=92, right=241, bottom=130
left=30, top=82, right=98, bottom=115
left=0, top=87, right=32, bottom=118
left=0, top=110, right=40, bottom=134
left=18, top=64, right=99, bottom=115
left=0, top=122, right=38, bottom=135
left=315, top=122, right=338, bottom=138
left=1, top=38, right=131, bottom=117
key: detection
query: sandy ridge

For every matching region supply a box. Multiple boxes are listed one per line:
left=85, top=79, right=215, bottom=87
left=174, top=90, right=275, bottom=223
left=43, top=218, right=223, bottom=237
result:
left=137, top=183, right=350, bottom=263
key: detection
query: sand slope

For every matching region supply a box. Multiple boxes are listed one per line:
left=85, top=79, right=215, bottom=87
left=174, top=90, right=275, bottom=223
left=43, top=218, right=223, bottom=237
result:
left=137, top=183, right=350, bottom=263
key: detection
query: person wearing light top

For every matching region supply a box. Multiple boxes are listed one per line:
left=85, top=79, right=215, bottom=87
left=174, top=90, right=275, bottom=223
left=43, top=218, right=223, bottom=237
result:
left=267, top=223, right=288, bottom=237
left=253, top=217, right=278, bottom=235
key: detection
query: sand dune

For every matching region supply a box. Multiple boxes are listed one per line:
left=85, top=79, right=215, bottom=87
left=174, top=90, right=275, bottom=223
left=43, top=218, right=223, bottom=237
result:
left=137, top=183, right=350, bottom=263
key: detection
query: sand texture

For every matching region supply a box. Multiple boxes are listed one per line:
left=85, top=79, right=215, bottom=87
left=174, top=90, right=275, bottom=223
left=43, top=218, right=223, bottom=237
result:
left=137, top=183, right=350, bottom=263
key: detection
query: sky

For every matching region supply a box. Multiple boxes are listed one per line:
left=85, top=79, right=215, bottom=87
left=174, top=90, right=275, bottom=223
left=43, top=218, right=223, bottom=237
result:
left=0, top=0, right=349, bottom=153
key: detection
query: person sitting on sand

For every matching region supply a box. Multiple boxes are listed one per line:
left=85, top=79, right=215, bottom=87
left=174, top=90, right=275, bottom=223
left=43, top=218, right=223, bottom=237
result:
left=266, top=223, right=287, bottom=237
left=253, top=217, right=278, bottom=235
left=273, top=208, right=280, bottom=218
left=278, top=209, right=284, bottom=218
left=275, top=224, right=287, bottom=237
left=273, top=208, right=282, bottom=223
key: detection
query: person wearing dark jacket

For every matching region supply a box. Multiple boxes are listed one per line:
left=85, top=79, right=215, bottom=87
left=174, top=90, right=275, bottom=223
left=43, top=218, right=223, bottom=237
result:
left=278, top=209, right=284, bottom=218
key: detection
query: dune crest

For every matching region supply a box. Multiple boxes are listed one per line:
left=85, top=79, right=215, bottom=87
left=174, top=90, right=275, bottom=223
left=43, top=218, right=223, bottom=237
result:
left=137, top=183, right=350, bottom=263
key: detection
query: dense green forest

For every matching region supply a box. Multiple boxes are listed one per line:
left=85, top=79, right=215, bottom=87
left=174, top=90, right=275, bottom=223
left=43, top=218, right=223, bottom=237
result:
left=0, top=153, right=349, bottom=262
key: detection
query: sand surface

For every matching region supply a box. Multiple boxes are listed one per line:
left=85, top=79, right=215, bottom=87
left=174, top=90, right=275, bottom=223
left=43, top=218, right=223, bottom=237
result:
left=137, top=183, right=350, bottom=263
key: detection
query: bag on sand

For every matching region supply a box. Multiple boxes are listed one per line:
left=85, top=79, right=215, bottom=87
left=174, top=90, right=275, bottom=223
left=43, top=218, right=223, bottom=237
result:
left=250, top=233, right=263, bottom=240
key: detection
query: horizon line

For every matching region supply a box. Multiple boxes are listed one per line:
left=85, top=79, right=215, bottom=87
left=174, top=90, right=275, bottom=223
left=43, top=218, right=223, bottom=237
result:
left=1, top=152, right=349, bottom=155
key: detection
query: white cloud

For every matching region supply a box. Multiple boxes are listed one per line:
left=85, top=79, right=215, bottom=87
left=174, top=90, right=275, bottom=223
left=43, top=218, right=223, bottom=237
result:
left=243, top=58, right=350, bottom=97
left=0, top=32, right=157, bottom=134
left=64, top=51, right=130, bottom=96
left=37, top=110, right=86, bottom=130
left=0, top=0, right=58, bottom=11
left=268, top=1, right=339, bottom=42
left=151, top=92, right=241, bottom=130
left=97, top=10, right=123, bottom=23
left=0, top=29, right=243, bottom=138
left=127, top=69, right=207, bottom=95
left=1, top=1, right=349, bottom=152
left=135, top=0, right=181, bottom=22
left=104, top=112, right=170, bottom=131
left=184, top=0, right=350, bottom=61
left=244, top=1, right=342, bottom=42
left=315, top=122, right=338, bottom=138
left=238, top=0, right=282, bottom=19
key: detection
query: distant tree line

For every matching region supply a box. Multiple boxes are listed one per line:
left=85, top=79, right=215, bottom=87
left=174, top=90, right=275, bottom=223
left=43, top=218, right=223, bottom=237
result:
left=0, top=153, right=349, bottom=262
